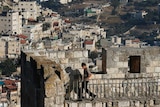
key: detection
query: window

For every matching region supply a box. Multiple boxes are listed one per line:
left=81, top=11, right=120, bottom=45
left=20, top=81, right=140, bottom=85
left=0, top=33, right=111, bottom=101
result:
left=30, top=4, right=32, bottom=6
left=30, top=8, right=33, bottom=10
left=1, top=19, right=3, bottom=21
left=129, top=56, right=141, bottom=73
left=30, top=14, right=32, bottom=16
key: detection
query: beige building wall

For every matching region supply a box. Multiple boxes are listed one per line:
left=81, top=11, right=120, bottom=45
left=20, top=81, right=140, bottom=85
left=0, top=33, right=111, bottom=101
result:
left=0, top=40, right=6, bottom=58
left=8, top=40, right=20, bottom=58
left=0, top=11, right=22, bottom=35
left=13, top=1, right=41, bottom=20
left=125, top=39, right=140, bottom=47
left=22, top=23, right=43, bottom=40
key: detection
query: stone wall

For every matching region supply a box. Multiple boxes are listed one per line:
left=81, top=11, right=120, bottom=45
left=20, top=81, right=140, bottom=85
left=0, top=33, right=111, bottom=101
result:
left=103, top=47, right=160, bottom=78
left=46, top=49, right=88, bottom=73
left=21, top=51, right=66, bottom=107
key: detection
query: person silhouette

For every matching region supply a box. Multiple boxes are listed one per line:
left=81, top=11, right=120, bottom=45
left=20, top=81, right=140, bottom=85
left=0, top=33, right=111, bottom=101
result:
left=79, top=63, right=96, bottom=100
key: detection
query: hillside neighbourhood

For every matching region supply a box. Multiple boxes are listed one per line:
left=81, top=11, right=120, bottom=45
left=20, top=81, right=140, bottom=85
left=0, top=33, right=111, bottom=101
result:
left=0, top=0, right=160, bottom=106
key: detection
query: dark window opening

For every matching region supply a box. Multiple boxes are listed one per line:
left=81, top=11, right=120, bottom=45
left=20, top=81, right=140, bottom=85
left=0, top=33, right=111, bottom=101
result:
left=129, top=56, right=141, bottom=73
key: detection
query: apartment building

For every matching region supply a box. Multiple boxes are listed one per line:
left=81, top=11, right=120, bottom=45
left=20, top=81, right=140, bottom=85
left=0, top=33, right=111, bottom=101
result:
left=45, top=13, right=62, bottom=32
left=0, top=11, right=22, bottom=35
left=22, top=23, right=43, bottom=40
left=0, top=39, right=6, bottom=58
left=7, top=40, right=20, bottom=58
left=13, top=1, right=41, bottom=20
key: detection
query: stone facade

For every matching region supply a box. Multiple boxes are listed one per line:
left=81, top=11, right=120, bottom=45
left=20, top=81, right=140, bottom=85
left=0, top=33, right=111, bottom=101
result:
left=21, top=51, right=66, bottom=107
left=102, top=47, right=160, bottom=78
left=46, top=49, right=88, bottom=73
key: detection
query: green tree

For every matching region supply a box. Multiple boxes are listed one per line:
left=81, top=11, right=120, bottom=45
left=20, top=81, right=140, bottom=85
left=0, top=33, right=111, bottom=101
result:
left=0, top=59, right=16, bottom=76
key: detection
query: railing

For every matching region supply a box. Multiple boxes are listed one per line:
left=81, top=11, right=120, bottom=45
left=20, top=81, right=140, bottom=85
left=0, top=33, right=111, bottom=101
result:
left=65, top=73, right=160, bottom=102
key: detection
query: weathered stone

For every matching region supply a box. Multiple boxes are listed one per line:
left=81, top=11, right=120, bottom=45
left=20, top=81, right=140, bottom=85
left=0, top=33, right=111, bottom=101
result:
left=65, top=51, right=74, bottom=58
left=59, top=58, right=69, bottom=64
left=74, top=51, right=83, bottom=58
left=118, top=101, right=129, bottom=107
left=57, top=51, right=65, bottom=58
left=83, top=50, right=88, bottom=57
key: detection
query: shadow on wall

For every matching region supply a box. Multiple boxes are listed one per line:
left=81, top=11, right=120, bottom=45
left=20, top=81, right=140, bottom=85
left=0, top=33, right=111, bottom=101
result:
left=65, top=67, right=82, bottom=82
left=64, top=67, right=82, bottom=99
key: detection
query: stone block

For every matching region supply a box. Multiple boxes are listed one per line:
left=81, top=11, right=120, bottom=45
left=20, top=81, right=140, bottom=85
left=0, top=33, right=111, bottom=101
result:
left=150, top=61, right=160, bottom=67
left=118, top=101, right=129, bottom=107
left=70, top=103, right=78, bottom=107
left=85, top=103, right=92, bottom=107
left=59, top=58, right=68, bottom=64
left=83, top=50, right=88, bottom=57
left=78, top=103, right=85, bottom=107
left=55, top=104, right=64, bottom=107
left=73, top=63, right=82, bottom=69
left=74, top=51, right=83, bottom=58
left=118, top=68, right=128, bottom=73
left=110, top=73, right=125, bottom=78
left=55, top=95, right=64, bottom=104
left=95, top=102, right=102, bottom=107
left=107, top=68, right=119, bottom=74
left=50, top=52, right=57, bottom=58
left=119, top=55, right=128, bottom=62
left=57, top=51, right=65, bottom=58
left=113, top=56, right=119, bottom=62
left=69, top=58, right=79, bottom=63
left=102, top=74, right=110, bottom=79
left=146, top=67, right=155, bottom=73
left=116, top=62, right=128, bottom=68
left=65, top=51, right=74, bottom=58
left=92, top=74, right=102, bottom=79
left=155, top=67, right=160, bottom=72
left=79, top=58, right=88, bottom=63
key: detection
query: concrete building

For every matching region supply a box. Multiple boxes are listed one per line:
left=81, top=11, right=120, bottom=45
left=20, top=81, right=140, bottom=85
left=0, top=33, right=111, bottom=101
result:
left=125, top=38, right=149, bottom=48
left=0, top=11, right=22, bottom=35
left=83, top=39, right=96, bottom=51
left=7, top=40, right=20, bottom=58
left=84, top=8, right=102, bottom=17
left=22, top=23, right=43, bottom=40
left=0, top=39, right=7, bottom=58
left=111, top=36, right=122, bottom=45
left=0, top=38, right=20, bottom=59
left=45, top=12, right=62, bottom=32
left=13, top=1, right=41, bottom=20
